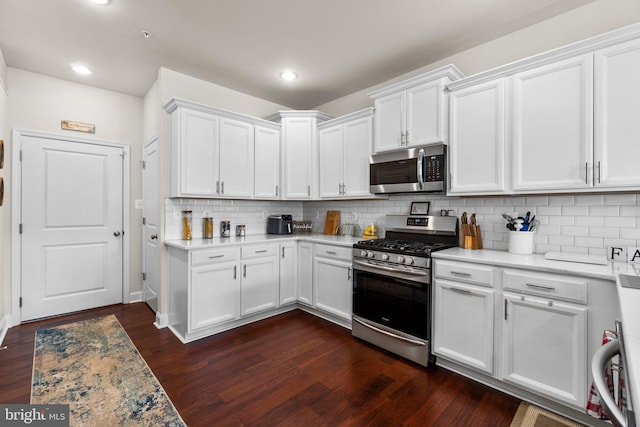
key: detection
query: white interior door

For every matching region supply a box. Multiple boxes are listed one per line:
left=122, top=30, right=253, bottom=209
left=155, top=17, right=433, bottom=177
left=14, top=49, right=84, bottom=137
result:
left=21, top=135, right=124, bottom=321
left=142, top=138, right=159, bottom=312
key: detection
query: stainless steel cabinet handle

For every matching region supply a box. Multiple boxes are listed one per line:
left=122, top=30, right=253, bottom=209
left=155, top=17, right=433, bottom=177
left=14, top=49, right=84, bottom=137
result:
left=233, top=265, right=237, bottom=279
left=597, top=161, right=601, bottom=184
left=150, top=234, right=158, bottom=240
left=216, top=180, right=220, bottom=194
left=450, top=271, right=472, bottom=277
left=282, top=247, right=285, bottom=259
left=585, top=162, right=589, bottom=184
left=326, top=251, right=337, bottom=256
left=208, top=254, right=225, bottom=259
left=446, top=286, right=472, bottom=295
left=342, top=183, right=346, bottom=195
left=307, top=185, right=311, bottom=196
left=113, top=231, right=121, bottom=237
left=275, top=185, right=278, bottom=197
left=243, top=264, right=247, bottom=278
left=221, top=181, right=225, bottom=194
left=525, top=283, right=556, bottom=292
left=405, top=131, right=410, bottom=145
left=255, top=249, right=268, bottom=254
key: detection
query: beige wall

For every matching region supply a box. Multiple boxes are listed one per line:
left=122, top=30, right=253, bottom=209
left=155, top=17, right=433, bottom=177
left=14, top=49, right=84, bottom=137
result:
left=148, top=68, right=290, bottom=317
left=315, top=0, right=640, bottom=116
left=3, top=68, right=143, bottom=324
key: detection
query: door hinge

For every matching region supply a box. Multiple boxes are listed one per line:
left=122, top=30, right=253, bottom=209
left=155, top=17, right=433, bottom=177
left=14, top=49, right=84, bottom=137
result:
left=19, top=223, right=23, bottom=234
left=19, top=297, right=22, bottom=308
left=142, top=272, right=146, bottom=281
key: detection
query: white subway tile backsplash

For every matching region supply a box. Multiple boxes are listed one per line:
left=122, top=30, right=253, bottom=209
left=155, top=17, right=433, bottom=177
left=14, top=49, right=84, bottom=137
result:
left=165, top=191, right=640, bottom=255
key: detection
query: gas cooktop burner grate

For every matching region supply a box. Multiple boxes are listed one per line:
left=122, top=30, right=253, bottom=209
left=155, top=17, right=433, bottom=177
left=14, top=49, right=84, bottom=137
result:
left=354, top=239, right=454, bottom=256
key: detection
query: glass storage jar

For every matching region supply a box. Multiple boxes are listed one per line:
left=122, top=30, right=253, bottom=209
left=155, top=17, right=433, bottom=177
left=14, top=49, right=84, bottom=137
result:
left=181, top=210, right=192, bottom=240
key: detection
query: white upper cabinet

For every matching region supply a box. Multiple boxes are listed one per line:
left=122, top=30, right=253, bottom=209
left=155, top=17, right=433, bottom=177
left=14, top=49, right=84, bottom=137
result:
left=448, top=79, right=507, bottom=195
left=253, top=125, right=280, bottom=199
left=271, top=111, right=332, bottom=200
left=170, top=107, right=220, bottom=197
left=219, top=118, right=254, bottom=197
left=511, top=54, right=594, bottom=192
left=164, top=98, right=283, bottom=199
left=318, top=108, right=374, bottom=198
left=594, top=37, right=640, bottom=188
left=368, top=65, right=464, bottom=154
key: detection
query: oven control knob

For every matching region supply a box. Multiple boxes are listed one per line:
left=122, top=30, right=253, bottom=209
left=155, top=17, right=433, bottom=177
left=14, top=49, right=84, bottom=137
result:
left=367, top=251, right=375, bottom=258
left=405, top=257, right=414, bottom=265
left=397, top=255, right=405, bottom=263
left=360, top=250, right=368, bottom=257
left=381, top=253, right=389, bottom=261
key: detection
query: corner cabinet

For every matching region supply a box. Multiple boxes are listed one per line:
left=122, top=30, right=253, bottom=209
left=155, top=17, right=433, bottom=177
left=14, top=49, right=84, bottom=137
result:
left=318, top=108, right=374, bottom=198
left=368, top=65, right=463, bottom=154
left=268, top=110, right=332, bottom=199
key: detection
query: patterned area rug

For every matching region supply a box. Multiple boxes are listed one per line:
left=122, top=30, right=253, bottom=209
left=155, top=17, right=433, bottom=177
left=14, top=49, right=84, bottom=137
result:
left=31, top=315, right=186, bottom=427
left=510, top=402, right=585, bottom=427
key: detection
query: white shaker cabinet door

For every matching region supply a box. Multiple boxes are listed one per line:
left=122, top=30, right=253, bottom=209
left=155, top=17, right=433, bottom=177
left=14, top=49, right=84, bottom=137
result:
left=374, top=91, right=405, bottom=153
left=500, top=292, right=587, bottom=409
left=175, top=108, right=219, bottom=197
left=594, top=38, right=640, bottom=189
left=254, top=125, right=280, bottom=199
left=318, top=125, right=344, bottom=198
left=283, top=117, right=314, bottom=199
left=343, top=116, right=373, bottom=197
left=219, top=118, right=254, bottom=197
left=511, top=54, right=593, bottom=192
left=313, top=256, right=352, bottom=321
left=279, top=242, right=297, bottom=305
left=241, top=256, right=279, bottom=316
left=189, top=262, right=240, bottom=331
left=433, top=280, right=495, bottom=374
left=449, top=79, right=507, bottom=195
left=297, top=242, right=313, bottom=306
left=405, top=80, right=445, bottom=148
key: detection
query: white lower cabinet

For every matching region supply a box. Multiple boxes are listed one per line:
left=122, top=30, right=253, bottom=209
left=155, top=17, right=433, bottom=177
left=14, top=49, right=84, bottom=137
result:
left=190, top=256, right=240, bottom=330
left=433, top=259, right=590, bottom=412
left=313, top=253, right=352, bottom=321
left=433, top=279, right=494, bottom=374
left=240, top=245, right=279, bottom=316
left=279, top=242, right=297, bottom=305
left=297, top=242, right=314, bottom=306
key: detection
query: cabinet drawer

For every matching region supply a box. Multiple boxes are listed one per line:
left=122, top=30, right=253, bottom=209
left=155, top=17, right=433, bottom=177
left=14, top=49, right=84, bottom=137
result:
left=434, top=260, right=495, bottom=287
left=241, top=244, right=277, bottom=259
left=191, top=247, right=240, bottom=267
left=314, top=244, right=352, bottom=261
left=502, top=269, right=587, bottom=304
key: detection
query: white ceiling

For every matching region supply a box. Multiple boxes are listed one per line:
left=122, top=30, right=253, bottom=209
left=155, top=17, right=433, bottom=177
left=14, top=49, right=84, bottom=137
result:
left=0, top=0, right=595, bottom=109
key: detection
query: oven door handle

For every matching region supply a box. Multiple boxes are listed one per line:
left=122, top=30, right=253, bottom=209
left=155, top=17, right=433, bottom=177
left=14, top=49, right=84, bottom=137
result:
left=352, top=259, right=428, bottom=276
left=353, top=318, right=426, bottom=347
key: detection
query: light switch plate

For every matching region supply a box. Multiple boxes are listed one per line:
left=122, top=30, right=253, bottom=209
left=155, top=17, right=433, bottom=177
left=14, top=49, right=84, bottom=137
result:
left=134, top=199, right=143, bottom=210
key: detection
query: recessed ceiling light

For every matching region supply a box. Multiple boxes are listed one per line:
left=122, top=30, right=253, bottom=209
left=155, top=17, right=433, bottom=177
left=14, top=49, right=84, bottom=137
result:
left=89, top=0, right=110, bottom=4
left=71, top=64, right=92, bottom=76
left=141, top=30, right=152, bottom=39
left=280, top=71, right=297, bottom=81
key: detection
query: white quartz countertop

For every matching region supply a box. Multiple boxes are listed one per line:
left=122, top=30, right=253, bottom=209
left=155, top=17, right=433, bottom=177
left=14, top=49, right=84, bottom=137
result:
left=433, top=247, right=640, bottom=422
left=164, top=233, right=362, bottom=250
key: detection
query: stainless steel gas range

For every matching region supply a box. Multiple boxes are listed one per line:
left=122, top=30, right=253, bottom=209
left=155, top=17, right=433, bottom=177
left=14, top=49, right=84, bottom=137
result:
left=351, top=214, right=458, bottom=367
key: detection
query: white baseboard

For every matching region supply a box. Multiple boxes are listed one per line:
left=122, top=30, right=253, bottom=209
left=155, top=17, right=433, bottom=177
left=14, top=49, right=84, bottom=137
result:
left=128, top=291, right=143, bottom=303
left=154, top=312, right=169, bottom=329
left=0, top=315, right=12, bottom=347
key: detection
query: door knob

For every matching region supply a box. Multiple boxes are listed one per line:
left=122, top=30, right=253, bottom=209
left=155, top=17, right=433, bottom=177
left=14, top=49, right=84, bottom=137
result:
left=150, top=234, right=158, bottom=240
left=114, top=231, right=121, bottom=237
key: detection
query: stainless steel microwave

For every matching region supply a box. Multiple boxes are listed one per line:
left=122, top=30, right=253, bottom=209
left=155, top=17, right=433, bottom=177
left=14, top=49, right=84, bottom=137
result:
left=369, top=144, right=446, bottom=194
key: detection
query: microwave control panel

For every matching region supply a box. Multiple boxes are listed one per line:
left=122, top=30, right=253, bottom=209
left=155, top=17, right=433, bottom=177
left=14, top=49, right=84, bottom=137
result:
left=425, top=154, right=445, bottom=182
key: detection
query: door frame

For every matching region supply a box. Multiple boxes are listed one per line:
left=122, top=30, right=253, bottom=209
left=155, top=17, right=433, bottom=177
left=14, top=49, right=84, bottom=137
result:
left=11, top=129, right=131, bottom=326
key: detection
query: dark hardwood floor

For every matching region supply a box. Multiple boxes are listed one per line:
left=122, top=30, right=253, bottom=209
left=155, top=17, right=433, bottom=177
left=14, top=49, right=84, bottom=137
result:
left=0, top=303, right=521, bottom=426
